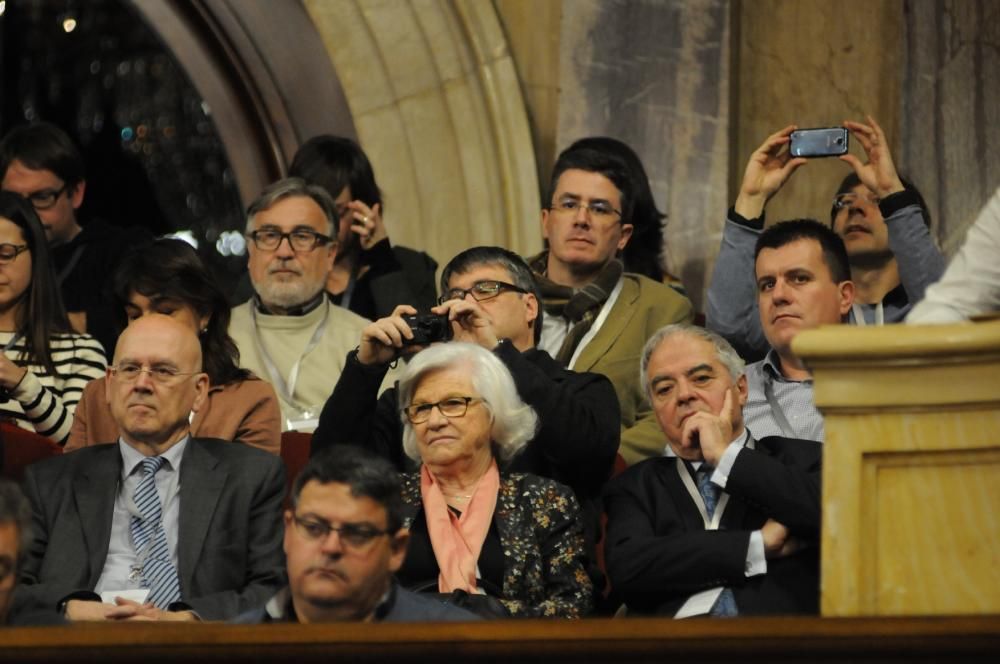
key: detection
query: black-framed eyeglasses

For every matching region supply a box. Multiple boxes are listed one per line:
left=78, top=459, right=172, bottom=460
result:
left=833, top=192, right=880, bottom=210
left=402, top=396, right=481, bottom=424
left=292, top=515, right=392, bottom=549
left=23, top=184, right=69, bottom=211
left=548, top=198, right=622, bottom=221
left=247, top=228, right=334, bottom=252
left=438, top=280, right=528, bottom=305
left=0, top=243, right=29, bottom=265
left=110, top=362, right=200, bottom=385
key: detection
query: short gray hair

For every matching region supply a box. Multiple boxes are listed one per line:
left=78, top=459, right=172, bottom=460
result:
left=397, top=343, right=538, bottom=464
left=0, top=479, right=31, bottom=571
left=245, top=177, right=337, bottom=237
left=639, top=324, right=746, bottom=403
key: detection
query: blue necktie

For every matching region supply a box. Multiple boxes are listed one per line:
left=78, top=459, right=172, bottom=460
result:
left=696, top=466, right=738, bottom=617
left=130, top=456, right=182, bottom=609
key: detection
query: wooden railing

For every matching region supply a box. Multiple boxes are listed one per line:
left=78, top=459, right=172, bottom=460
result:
left=1, top=615, right=998, bottom=662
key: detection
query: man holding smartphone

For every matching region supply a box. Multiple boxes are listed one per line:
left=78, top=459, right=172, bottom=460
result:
left=706, top=117, right=946, bottom=362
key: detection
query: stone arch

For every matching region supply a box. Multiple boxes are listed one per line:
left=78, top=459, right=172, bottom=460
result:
left=303, top=0, right=542, bottom=263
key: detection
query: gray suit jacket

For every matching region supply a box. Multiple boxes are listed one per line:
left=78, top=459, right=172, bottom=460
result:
left=15, top=437, right=286, bottom=621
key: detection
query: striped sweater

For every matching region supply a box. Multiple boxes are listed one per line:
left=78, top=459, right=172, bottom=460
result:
left=1, top=331, right=107, bottom=445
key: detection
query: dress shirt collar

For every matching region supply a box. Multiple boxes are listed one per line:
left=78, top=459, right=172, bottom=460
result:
left=118, top=435, right=190, bottom=480
left=665, top=428, right=751, bottom=467
left=761, top=348, right=812, bottom=384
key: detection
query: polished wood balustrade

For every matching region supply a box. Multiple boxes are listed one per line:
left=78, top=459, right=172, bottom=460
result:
left=793, top=319, right=1000, bottom=617
left=1, top=615, right=998, bottom=662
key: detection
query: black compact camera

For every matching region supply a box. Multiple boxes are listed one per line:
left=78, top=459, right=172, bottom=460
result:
left=402, top=313, right=453, bottom=346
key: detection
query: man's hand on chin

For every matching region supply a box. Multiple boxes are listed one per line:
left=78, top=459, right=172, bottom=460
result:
left=680, top=390, right=737, bottom=466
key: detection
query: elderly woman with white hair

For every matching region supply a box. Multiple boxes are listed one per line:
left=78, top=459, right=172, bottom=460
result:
left=395, top=342, right=593, bottom=618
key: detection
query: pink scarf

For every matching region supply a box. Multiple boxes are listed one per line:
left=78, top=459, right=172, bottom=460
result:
left=420, top=460, right=500, bottom=593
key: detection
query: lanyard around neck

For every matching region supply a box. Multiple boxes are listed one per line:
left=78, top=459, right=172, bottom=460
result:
left=762, top=371, right=797, bottom=439
left=249, top=302, right=331, bottom=409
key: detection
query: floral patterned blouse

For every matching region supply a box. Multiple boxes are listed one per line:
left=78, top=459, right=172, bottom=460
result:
left=400, top=471, right=594, bottom=618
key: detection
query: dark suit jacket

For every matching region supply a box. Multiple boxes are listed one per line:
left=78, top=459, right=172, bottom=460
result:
left=15, top=437, right=286, bottom=621
left=603, top=435, right=821, bottom=616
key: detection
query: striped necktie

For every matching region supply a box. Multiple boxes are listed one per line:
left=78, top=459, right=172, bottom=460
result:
left=130, top=456, right=182, bottom=609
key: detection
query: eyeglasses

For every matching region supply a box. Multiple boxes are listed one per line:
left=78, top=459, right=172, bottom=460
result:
left=0, top=243, right=29, bottom=265
left=247, top=228, right=333, bottom=252
left=833, top=192, right=881, bottom=210
left=110, top=362, right=200, bottom=385
left=549, top=198, right=622, bottom=222
left=402, top=396, right=481, bottom=424
left=292, top=515, right=392, bottom=550
left=23, top=184, right=69, bottom=211
left=438, top=280, right=528, bottom=305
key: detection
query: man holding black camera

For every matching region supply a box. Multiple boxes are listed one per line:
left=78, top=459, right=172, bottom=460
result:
left=312, top=246, right=620, bottom=549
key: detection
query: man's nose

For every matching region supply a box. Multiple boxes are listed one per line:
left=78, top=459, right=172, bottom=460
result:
left=273, top=234, right=296, bottom=257
left=133, top=368, right=156, bottom=390
left=675, top=379, right=696, bottom=403
left=572, top=204, right=593, bottom=225
left=770, top=279, right=792, bottom=304
left=319, top=529, right=345, bottom=556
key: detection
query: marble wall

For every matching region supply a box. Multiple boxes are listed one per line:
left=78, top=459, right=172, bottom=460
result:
left=302, top=0, right=543, bottom=274
left=495, top=0, right=1000, bottom=310
left=496, top=0, right=731, bottom=309
left=899, top=0, right=1000, bottom=254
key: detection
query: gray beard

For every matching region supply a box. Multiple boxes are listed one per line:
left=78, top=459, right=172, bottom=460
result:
left=254, top=277, right=325, bottom=310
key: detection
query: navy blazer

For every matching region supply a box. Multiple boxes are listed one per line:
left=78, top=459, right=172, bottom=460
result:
left=16, top=437, right=286, bottom=620
left=603, top=435, right=822, bottom=616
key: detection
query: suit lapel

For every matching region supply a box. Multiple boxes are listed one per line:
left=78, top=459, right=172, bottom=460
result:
left=74, top=445, right=122, bottom=584
left=177, top=439, right=227, bottom=593
left=573, top=277, right=637, bottom=371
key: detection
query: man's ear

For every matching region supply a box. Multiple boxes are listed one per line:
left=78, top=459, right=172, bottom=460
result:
left=617, top=223, right=634, bottom=251
left=104, top=367, right=115, bottom=404
left=190, top=373, right=210, bottom=413
left=736, top=374, right=749, bottom=408
left=540, top=207, right=552, bottom=242
left=522, top=292, right=539, bottom=332
left=387, top=528, right=410, bottom=573
left=838, top=280, right=856, bottom=317
left=69, top=180, right=86, bottom=211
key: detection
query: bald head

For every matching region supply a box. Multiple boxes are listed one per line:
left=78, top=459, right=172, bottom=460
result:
left=107, top=314, right=209, bottom=453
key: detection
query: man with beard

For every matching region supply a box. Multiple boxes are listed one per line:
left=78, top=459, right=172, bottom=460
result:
left=707, top=117, right=945, bottom=362
left=229, top=178, right=369, bottom=432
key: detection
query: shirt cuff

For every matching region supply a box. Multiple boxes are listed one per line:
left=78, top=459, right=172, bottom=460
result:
left=710, top=443, right=743, bottom=489
left=879, top=188, right=922, bottom=218
left=728, top=206, right=765, bottom=231
left=746, top=530, right=767, bottom=577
